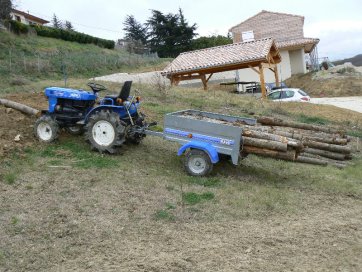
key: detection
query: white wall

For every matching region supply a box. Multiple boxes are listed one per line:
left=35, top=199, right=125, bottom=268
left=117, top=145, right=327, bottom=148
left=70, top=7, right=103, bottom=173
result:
left=289, top=48, right=306, bottom=75
left=10, top=13, right=27, bottom=24
left=236, top=50, right=291, bottom=84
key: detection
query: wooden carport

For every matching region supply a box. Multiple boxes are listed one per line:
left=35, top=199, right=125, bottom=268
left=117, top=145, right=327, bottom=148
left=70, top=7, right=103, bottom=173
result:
left=161, top=38, right=282, bottom=98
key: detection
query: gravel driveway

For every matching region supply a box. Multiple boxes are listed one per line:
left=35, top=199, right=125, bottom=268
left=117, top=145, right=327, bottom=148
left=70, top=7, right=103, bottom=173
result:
left=94, top=71, right=236, bottom=87
left=311, top=97, right=362, bottom=113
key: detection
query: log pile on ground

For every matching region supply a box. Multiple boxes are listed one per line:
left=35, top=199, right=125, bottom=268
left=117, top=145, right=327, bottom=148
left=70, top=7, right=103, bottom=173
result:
left=0, top=98, right=40, bottom=116
left=181, top=113, right=355, bottom=168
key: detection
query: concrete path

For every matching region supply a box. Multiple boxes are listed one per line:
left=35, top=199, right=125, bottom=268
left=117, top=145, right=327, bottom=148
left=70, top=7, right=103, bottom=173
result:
left=94, top=71, right=236, bottom=87
left=311, top=96, right=362, bottom=113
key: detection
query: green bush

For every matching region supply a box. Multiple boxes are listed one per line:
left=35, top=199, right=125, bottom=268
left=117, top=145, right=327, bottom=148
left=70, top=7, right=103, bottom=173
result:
left=31, top=25, right=115, bottom=49
left=5, top=20, right=29, bottom=34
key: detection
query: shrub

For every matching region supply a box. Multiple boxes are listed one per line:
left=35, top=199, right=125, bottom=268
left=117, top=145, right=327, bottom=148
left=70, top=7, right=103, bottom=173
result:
left=5, top=20, right=29, bottom=34
left=31, top=25, right=115, bottom=49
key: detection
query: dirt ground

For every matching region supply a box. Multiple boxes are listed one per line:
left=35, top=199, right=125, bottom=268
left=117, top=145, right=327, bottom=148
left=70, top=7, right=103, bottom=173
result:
left=311, top=96, right=362, bottom=113
left=285, top=68, right=362, bottom=98
left=1, top=169, right=361, bottom=271
left=0, top=90, right=361, bottom=271
left=0, top=92, right=47, bottom=157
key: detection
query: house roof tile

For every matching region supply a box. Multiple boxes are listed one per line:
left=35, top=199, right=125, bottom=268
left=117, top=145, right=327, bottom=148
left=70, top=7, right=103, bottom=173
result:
left=162, top=38, right=280, bottom=76
left=11, top=9, right=49, bottom=24
left=276, top=38, right=319, bottom=52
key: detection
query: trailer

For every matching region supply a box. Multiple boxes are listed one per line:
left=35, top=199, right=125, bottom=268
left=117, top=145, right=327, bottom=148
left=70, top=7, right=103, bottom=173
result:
left=145, top=109, right=256, bottom=176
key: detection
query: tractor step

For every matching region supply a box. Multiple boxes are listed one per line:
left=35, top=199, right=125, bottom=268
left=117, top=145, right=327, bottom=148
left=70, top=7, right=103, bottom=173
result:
left=76, top=120, right=86, bottom=125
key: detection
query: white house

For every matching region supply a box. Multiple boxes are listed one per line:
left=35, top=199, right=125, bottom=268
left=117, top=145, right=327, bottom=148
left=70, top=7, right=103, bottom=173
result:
left=10, top=9, right=49, bottom=26
left=229, top=10, right=319, bottom=84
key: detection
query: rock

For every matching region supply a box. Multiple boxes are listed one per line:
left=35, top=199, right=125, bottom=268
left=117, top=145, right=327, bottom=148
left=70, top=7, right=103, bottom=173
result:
left=14, top=134, right=21, bottom=142
left=5, top=108, right=13, bottom=114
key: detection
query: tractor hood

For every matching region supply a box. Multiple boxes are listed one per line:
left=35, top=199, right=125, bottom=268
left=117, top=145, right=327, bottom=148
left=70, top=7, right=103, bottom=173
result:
left=45, top=87, right=97, bottom=101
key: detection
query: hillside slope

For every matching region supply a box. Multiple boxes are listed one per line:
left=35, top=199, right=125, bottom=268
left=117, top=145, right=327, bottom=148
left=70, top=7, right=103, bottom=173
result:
left=285, top=67, right=362, bottom=97
left=334, top=54, right=362, bottom=66
left=0, top=31, right=169, bottom=81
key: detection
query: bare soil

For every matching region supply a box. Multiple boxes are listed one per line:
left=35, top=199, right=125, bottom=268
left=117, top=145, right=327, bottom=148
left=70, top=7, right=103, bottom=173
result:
left=0, top=156, right=361, bottom=271
left=285, top=74, right=362, bottom=98
left=0, top=92, right=47, bottom=157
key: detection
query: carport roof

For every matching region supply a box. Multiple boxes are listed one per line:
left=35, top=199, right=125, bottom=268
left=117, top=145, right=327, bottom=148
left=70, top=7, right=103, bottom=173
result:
left=161, top=38, right=281, bottom=77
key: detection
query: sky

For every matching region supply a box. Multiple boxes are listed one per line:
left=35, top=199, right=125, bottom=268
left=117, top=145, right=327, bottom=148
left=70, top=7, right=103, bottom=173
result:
left=14, top=0, right=362, bottom=60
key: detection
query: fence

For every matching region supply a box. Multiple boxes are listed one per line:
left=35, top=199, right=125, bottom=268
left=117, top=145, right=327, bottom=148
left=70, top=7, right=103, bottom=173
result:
left=0, top=47, right=161, bottom=80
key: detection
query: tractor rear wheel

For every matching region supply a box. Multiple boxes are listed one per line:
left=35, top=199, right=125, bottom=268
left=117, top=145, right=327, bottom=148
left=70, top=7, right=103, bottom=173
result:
left=34, top=115, right=59, bottom=143
left=85, top=110, right=125, bottom=154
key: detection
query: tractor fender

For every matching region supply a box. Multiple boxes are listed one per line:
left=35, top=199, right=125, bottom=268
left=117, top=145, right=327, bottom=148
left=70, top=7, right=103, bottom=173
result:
left=177, top=141, right=219, bottom=164
left=85, top=105, right=118, bottom=122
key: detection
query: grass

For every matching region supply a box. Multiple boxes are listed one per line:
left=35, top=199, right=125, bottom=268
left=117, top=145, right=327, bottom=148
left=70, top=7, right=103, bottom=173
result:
left=39, top=139, right=119, bottom=169
left=4, top=172, right=16, bottom=184
left=297, top=114, right=330, bottom=125
left=347, top=129, right=362, bottom=138
left=10, top=216, right=19, bottom=225
left=187, top=176, right=223, bottom=187
left=182, top=192, right=215, bottom=205
left=0, top=31, right=170, bottom=95
left=0, top=29, right=362, bottom=272
left=154, top=209, right=175, bottom=221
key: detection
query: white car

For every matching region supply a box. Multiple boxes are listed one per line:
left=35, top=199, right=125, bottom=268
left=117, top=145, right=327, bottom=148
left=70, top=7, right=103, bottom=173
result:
left=267, top=88, right=311, bottom=102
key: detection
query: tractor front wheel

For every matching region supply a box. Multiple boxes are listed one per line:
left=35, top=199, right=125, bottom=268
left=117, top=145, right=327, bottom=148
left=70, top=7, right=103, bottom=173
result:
left=34, top=115, right=59, bottom=143
left=85, top=110, right=126, bottom=154
left=184, top=149, right=213, bottom=176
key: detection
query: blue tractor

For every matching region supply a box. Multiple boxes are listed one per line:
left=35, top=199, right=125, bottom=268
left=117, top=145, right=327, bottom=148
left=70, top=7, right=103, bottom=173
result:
left=34, top=81, right=148, bottom=153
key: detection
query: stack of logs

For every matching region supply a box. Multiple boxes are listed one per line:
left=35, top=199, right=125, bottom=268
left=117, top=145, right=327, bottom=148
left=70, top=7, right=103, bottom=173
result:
left=181, top=113, right=355, bottom=167
left=239, top=117, right=353, bottom=168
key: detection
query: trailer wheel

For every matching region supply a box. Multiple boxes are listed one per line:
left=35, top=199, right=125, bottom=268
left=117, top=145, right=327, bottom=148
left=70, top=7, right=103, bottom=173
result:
left=184, top=149, right=213, bottom=176
left=34, top=115, right=59, bottom=143
left=85, top=110, right=126, bottom=154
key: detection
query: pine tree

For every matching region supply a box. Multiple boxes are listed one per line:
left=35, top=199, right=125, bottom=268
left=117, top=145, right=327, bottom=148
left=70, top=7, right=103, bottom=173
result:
left=52, top=13, right=62, bottom=29
left=65, top=20, right=74, bottom=31
left=0, top=0, right=12, bottom=21
left=146, top=9, right=197, bottom=57
left=123, top=15, right=147, bottom=44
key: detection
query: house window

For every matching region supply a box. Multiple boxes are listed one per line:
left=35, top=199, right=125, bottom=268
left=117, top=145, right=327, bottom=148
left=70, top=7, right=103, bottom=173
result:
left=15, top=15, right=21, bottom=22
left=242, top=30, right=254, bottom=42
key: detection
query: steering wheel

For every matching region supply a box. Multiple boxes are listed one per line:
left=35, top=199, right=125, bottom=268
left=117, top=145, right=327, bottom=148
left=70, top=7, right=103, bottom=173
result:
left=87, top=82, right=107, bottom=93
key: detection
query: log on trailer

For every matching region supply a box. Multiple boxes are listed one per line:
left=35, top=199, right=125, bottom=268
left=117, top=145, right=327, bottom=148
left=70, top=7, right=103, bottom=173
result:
left=257, top=116, right=345, bottom=135
left=304, top=140, right=352, bottom=154
left=243, top=136, right=288, bottom=152
left=295, top=155, right=328, bottom=166
left=304, top=147, right=347, bottom=161
left=242, top=146, right=297, bottom=161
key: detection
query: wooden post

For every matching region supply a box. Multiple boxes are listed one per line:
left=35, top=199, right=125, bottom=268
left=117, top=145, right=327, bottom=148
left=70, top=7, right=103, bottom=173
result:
left=259, top=65, right=266, bottom=98
left=200, top=73, right=208, bottom=90
left=170, top=76, right=175, bottom=87
left=274, top=66, right=280, bottom=87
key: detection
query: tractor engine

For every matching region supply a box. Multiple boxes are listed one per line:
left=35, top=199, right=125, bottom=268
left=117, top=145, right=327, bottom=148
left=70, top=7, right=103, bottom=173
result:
left=45, top=87, right=97, bottom=126
left=54, top=98, right=95, bottom=116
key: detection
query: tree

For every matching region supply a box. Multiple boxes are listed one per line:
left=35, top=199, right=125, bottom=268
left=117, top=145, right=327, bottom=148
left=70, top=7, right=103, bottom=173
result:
left=175, top=8, right=197, bottom=53
left=0, top=0, right=12, bottom=21
left=191, top=35, right=232, bottom=51
left=52, top=13, right=62, bottom=29
left=65, top=20, right=74, bottom=31
left=146, top=9, right=197, bottom=58
left=123, top=15, right=147, bottom=44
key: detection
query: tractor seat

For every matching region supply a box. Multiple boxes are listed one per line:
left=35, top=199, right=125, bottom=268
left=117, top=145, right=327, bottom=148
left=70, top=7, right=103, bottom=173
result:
left=104, top=81, right=132, bottom=105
